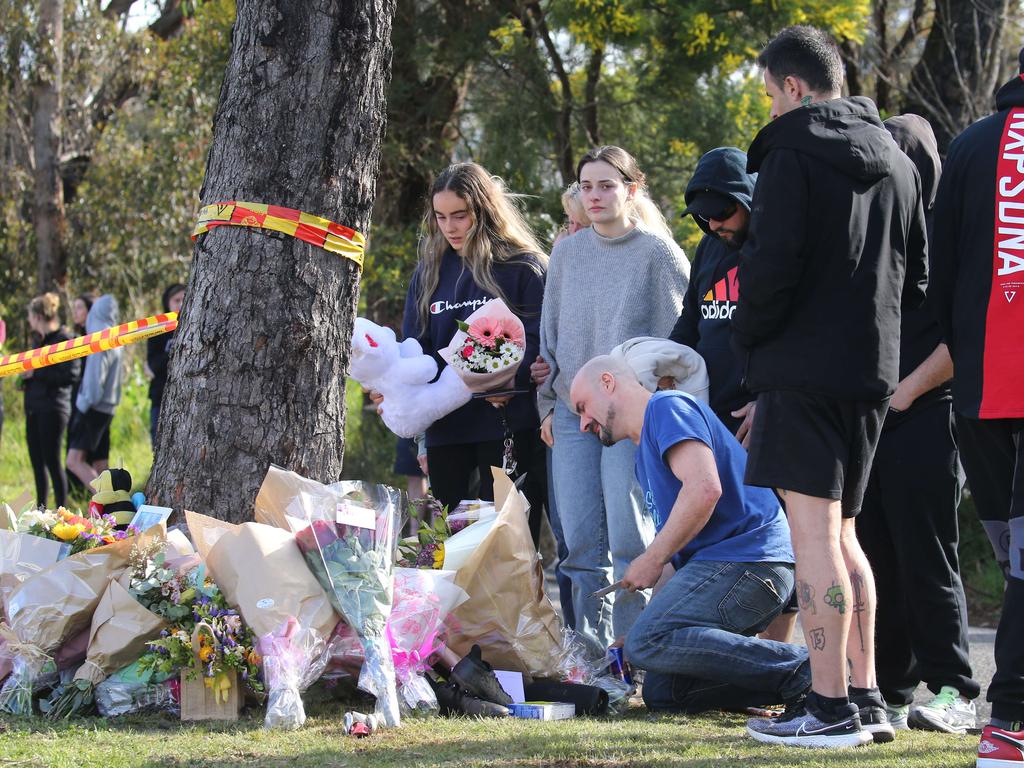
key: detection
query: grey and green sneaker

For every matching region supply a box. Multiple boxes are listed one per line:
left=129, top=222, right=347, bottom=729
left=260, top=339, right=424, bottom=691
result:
left=909, top=686, right=976, bottom=734
left=886, top=703, right=910, bottom=731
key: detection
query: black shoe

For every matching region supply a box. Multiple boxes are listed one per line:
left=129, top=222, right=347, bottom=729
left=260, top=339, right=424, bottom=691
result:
left=450, top=644, right=513, bottom=707
left=849, top=689, right=896, bottom=744
left=433, top=681, right=510, bottom=718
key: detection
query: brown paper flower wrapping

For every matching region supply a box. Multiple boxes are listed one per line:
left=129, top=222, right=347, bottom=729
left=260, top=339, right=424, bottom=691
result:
left=73, top=580, right=166, bottom=685
left=445, top=470, right=564, bottom=676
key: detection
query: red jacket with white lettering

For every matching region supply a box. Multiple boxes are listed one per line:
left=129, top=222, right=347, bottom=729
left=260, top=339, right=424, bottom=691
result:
left=931, top=71, right=1024, bottom=419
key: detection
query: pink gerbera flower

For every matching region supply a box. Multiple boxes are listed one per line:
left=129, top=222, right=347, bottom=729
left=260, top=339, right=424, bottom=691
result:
left=467, top=317, right=501, bottom=348
left=496, top=318, right=525, bottom=348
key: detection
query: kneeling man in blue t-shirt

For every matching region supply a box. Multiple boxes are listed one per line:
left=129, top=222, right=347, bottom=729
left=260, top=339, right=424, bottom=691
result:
left=570, top=355, right=810, bottom=713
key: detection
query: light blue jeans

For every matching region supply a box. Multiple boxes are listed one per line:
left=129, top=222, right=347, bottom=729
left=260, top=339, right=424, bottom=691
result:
left=551, top=400, right=655, bottom=656
left=626, top=559, right=810, bottom=713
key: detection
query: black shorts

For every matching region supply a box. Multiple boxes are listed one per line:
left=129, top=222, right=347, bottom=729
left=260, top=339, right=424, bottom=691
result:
left=745, top=390, right=888, bottom=518
left=69, top=408, right=113, bottom=458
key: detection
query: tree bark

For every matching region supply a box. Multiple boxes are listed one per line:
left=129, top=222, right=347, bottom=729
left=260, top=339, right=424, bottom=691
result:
left=33, top=0, right=66, bottom=294
left=903, top=0, right=1012, bottom=153
left=147, top=0, right=395, bottom=522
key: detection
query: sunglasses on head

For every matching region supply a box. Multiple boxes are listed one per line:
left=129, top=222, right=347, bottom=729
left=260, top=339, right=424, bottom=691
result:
left=698, top=203, right=737, bottom=223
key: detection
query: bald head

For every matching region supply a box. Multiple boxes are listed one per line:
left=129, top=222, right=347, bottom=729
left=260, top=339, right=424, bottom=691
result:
left=573, top=355, right=637, bottom=393
left=570, top=354, right=649, bottom=446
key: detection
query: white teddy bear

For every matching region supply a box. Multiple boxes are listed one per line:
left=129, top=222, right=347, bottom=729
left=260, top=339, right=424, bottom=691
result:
left=348, top=317, right=472, bottom=438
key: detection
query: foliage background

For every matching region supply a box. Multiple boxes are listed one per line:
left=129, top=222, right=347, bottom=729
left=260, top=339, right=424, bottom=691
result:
left=0, top=0, right=1017, bottom=618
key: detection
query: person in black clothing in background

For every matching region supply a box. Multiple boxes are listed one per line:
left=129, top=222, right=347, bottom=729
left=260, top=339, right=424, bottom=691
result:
left=669, top=146, right=757, bottom=438
left=146, top=283, right=185, bottom=445
left=393, top=163, right=548, bottom=538
left=930, top=48, right=1024, bottom=767
left=66, top=292, right=94, bottom=493
left=23, top=293, right=80, bottom=508
left=737, top=26, right=928, bottom=748
left=853, top=114, right=980, bottom=735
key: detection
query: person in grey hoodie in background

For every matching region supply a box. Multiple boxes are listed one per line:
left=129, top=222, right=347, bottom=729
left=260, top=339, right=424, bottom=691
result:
left=66, top=294, right=122, bottom=490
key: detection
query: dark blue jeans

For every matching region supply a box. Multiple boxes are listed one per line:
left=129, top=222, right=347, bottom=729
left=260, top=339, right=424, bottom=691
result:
left=625, top=559, right=809, bottom=714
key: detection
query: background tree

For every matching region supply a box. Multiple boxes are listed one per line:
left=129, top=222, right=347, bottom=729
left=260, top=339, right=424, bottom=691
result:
left=146, top=0, right=396, bottom=520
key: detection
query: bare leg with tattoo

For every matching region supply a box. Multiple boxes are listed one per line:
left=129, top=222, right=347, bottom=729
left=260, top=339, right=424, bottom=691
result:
left=782, top=490, right=850, bottom=698
left=840, top=518, right=877, bottom=690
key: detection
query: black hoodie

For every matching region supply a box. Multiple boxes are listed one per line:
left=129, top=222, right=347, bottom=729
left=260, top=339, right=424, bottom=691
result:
left=883, top=115, right=950, bottom=411
left=669, top=147, right=757, bottom=429
left=732, top=96, right=929, bottom=400
left=23, top=329, right=81, bottom=417
left=930, top=71, right=1024, bottom=419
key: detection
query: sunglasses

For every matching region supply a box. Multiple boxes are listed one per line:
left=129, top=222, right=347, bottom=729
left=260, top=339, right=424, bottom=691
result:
left=697, top=203, right=737, bottom=223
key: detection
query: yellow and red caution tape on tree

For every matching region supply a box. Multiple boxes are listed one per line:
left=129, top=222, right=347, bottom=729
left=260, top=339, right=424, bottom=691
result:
left=0, top=203, right=360, bottom=379
left=191, top=201, right=365, bottom=269
left=0, top=313, right=178, bottom=379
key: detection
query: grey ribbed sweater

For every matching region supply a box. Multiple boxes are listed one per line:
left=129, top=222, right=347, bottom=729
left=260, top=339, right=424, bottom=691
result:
left=537, top=224, right=690, bottom=418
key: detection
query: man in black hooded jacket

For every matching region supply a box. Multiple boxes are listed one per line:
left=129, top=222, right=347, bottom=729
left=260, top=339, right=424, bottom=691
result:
left=736, top=26, right=928, bottom=749
left=930, top=49, right=1024, bottom=766
left=853, top=114, right=980, bottom=737
left=669, top=146, right=757, bottom=436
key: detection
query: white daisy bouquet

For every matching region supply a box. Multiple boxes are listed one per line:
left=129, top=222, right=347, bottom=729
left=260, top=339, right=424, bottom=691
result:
left=439, top=299, right=526, bottom=393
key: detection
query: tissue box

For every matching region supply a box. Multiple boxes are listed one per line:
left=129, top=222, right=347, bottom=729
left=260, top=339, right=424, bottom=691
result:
left=509, top=701, right=576, bottom=721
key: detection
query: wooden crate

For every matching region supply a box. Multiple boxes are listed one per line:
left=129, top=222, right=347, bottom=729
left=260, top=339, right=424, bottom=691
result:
left=180, top=670, right=241, bottom=721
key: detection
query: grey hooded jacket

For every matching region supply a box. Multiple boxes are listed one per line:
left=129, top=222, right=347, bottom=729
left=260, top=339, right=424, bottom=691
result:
left=76, top=295, right=123, bottom=415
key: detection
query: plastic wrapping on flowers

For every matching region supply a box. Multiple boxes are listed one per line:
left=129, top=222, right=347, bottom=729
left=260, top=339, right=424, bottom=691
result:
left=551, top=629, right=633, bottom=714
left=292, top=482, right=402, bottom=727
left=257, top=616, right=328, bottom=730
left=387, top=568, right=468, bottom=716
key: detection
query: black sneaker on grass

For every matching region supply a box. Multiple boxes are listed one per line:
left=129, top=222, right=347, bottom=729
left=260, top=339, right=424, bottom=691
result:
left=849, top=689, right=896, bottom=743
left=450, top=644, right=513, bottom=706
left=747, top=695, right=872, bottom=748
left=430, top=679, right=511, bottom=718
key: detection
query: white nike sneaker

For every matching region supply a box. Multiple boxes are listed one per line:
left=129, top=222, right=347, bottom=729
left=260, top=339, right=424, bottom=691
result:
left=910, top=686, right=977, bottom=734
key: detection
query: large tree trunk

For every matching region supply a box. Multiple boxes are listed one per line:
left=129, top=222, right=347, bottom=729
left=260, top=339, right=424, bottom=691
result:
left=903, top=0, right=1012, bottom=153
left=33, top=0, right=65, bottom=294
left=147, top=0, right=395, bottom=521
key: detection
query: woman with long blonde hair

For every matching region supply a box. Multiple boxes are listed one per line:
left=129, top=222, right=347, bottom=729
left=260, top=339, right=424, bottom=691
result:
left=400, top=163, right=548, bottom=534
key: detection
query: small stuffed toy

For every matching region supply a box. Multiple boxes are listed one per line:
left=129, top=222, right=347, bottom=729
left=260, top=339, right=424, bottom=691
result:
left=348, top=318, right=472, bottom=438
left=89, top=468, right=136, bottom=527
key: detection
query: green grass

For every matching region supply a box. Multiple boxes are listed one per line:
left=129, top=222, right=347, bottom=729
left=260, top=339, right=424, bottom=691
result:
left=0, top=701, right=979, bottom=768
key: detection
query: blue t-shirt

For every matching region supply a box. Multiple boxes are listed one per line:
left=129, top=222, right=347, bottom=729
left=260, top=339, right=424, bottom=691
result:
left=635, top=390, right=793, bottom=568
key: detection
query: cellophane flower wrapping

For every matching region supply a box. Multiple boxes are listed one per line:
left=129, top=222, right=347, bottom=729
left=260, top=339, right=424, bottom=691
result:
left=292, top=482, right=402, bottom=727
left=387, top=568, right=468, bottom=715
left=256, top=616, right=327, bottom=730
left=551, top=628, right=632, bottom=713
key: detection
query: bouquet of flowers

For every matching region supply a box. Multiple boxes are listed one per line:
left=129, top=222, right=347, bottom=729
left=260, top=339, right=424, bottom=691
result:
left=17, top=507, right=130, bottom=555
left=292, top=482, right=402, bottom=727
left=397, top=498, right=450, bottom=570
left=439, top=299, right=527, bottom=393
left=256, top=616, right=326, bottom=730
left=387, top=568, right=468, bottom=714
left=131, top=545, right=264, bottom=702
left=0, top=528, right=146, bottom=714
left=322, top=569, right=469, bottom=716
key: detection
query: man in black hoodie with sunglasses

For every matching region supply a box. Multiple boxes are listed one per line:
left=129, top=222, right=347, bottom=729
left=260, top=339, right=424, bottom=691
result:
left=735, top=26, right=928, bottom=749
left=930, top=49, right=1024, bottom=768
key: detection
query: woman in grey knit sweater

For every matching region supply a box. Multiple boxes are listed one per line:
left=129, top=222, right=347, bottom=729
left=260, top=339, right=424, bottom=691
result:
left=537, top=146, right=690, bottom=655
